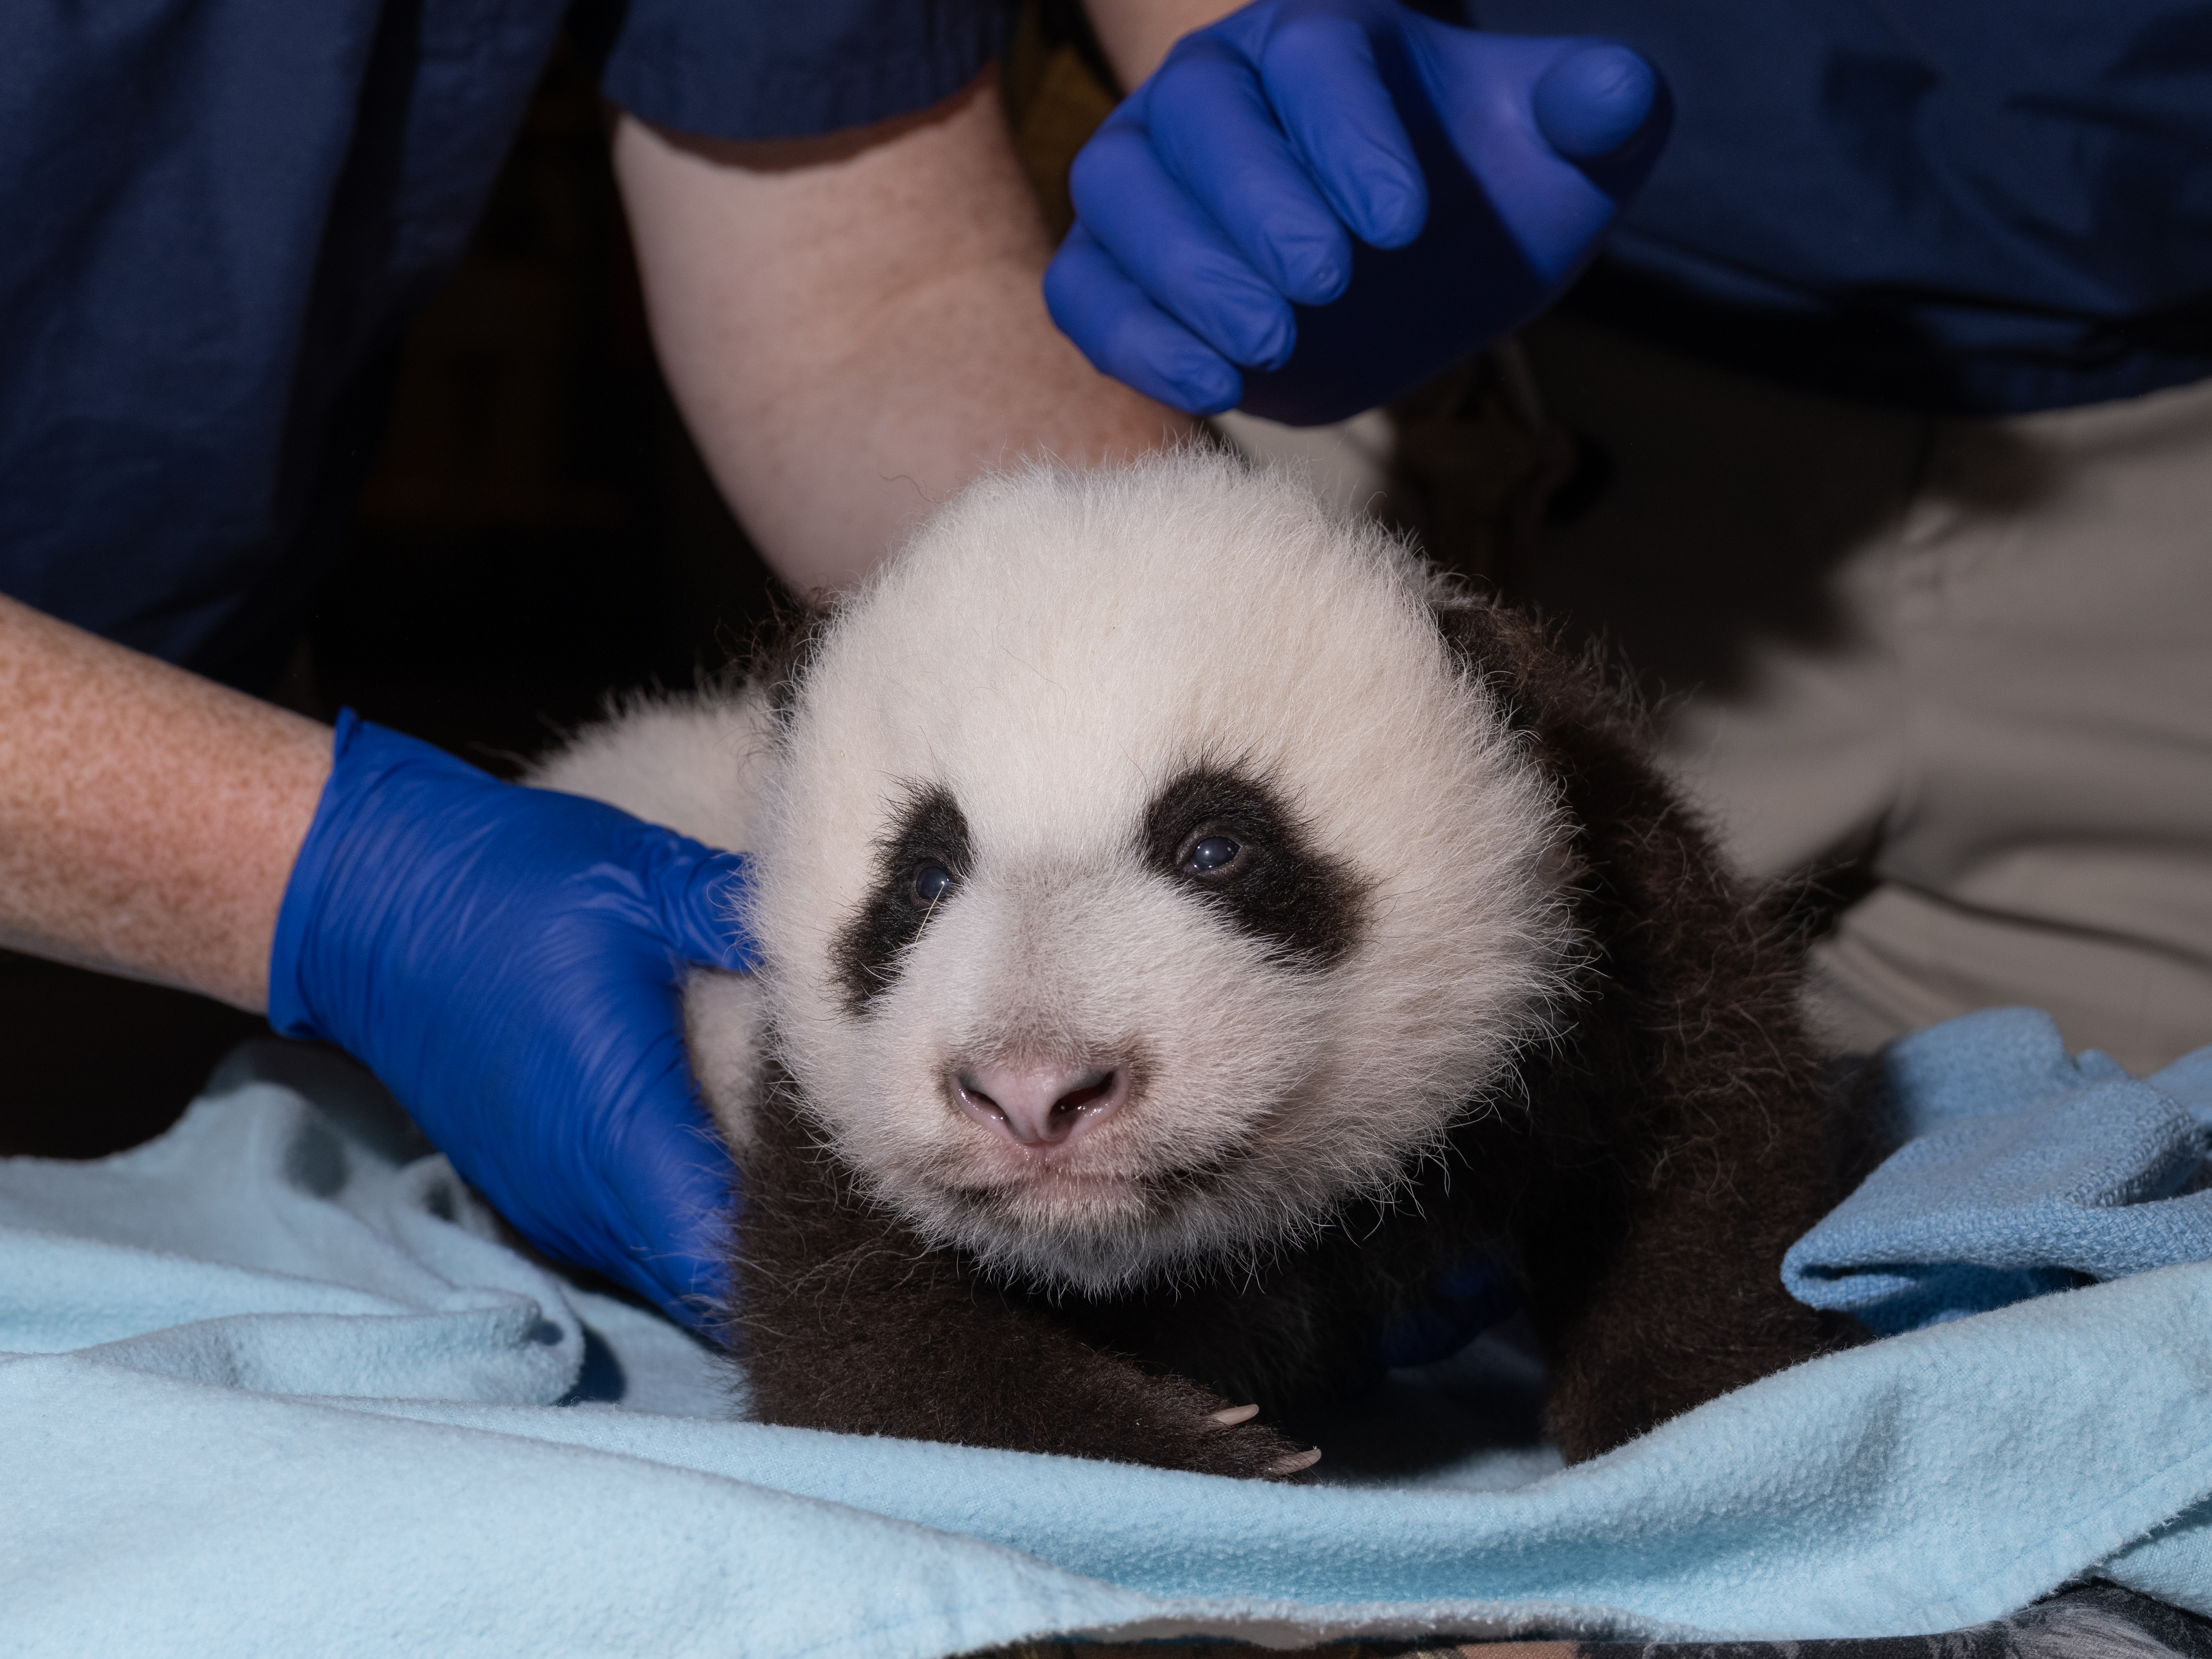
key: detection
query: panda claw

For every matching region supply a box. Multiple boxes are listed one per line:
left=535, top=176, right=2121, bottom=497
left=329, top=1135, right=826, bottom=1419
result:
left=1209, top=1403, right=1260, bottom=1426
left=1268, top=1447, right=1323, bottom=1477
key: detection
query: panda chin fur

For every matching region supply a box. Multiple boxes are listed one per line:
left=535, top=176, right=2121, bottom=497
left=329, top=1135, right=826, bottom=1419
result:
left=531, top=449, right=1850, bottom=1478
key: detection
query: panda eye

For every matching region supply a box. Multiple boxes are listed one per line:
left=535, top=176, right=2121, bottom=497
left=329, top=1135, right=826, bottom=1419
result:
left=911, top=863, right=954, bottom=905
left=1181, top=834, right=1244, bottom=876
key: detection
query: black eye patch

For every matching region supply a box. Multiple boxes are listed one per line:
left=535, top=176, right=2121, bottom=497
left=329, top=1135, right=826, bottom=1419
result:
left=830, top=785, right=973, bottom=1014
left=1142, top=767, right=1367, bottom=968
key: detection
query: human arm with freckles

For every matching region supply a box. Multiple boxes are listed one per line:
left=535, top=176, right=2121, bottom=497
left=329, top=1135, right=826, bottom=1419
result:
left=1055, top=0, right=1675, bottom=424
left=0, top=592, right=750, bottom=1322
left=0, top=592, right=329, bottom=1008
left=611, top=68, right=1193, bottom=597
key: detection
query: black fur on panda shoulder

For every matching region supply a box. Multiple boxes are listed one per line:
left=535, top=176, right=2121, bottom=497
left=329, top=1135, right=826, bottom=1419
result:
left=720, top=587, right=1856, bottom=1477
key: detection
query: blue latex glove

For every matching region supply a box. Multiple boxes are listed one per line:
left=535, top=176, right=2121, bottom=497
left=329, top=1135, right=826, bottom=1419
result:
left=268, top=711, right=754, bottom=1326
left=1045, top=0, right=1671, bottom=425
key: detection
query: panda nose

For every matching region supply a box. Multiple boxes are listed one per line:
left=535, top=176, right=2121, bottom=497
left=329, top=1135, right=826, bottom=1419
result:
left=952, top=1061, right=1126, bottom=1147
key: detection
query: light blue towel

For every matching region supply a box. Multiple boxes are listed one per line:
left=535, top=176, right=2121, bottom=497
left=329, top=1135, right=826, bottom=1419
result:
left=7, top=1033, right=2212, bottom=1658
left=1785, top=1007, right=2212, bottom=1333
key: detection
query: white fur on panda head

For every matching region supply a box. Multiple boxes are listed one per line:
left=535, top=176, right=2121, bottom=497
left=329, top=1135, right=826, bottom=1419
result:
left=746, top=451, right=1578, bottom=1295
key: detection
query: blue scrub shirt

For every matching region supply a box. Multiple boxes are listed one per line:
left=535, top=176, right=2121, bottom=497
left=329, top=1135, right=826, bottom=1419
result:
left=7, top=1, right=2210, bottom=678
left=0, top=0, right=1006, bottom=683
left=1473, top=0, right=2212, bottom=415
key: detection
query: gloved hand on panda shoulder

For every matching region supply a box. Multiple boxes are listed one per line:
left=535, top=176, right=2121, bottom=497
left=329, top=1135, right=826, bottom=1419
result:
left=267, top=710, right=755, bottom=1326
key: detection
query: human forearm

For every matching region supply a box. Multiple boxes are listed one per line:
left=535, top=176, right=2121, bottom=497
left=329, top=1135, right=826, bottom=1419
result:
left=1087, top=0, right=1242, bottom=88
left=613, top=70, right=1191, bottom=595
left=0, top=593, right=329, bottom=1010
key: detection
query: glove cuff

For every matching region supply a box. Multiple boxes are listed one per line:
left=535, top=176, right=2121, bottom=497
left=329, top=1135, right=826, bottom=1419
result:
left=267, top=710, right=358, bottom=1042
left=267, top=710, right=500, bottom=1043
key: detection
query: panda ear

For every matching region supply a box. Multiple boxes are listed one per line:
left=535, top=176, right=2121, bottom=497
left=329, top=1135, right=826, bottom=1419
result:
left=1424, top=586, right=1691, bottom=921
left=739, top=593, right=835, bottom=725
left=1426, top=586, right=1787, bottom=1036
left=1426, top=588, right=1649, bottom=761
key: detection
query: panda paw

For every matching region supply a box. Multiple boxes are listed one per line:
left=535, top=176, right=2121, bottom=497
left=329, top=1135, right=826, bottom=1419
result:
left=1110, top=1370, right=1321, bottom=1480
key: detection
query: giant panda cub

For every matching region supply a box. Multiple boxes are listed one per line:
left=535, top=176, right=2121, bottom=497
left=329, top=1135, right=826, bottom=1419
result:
left=532, top=450, right=1845, bottom=1477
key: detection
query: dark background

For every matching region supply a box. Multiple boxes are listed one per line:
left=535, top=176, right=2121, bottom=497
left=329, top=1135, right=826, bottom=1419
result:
left=0, top=47, right=783, bottom=1157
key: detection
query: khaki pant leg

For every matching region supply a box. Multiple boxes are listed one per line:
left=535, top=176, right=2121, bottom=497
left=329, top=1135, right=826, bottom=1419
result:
left=1515, top=314, right=2212, bottom=1072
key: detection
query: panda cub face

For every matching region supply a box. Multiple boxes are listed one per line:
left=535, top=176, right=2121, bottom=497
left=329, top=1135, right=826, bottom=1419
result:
left=745, top=455, right=1577, bottom=1295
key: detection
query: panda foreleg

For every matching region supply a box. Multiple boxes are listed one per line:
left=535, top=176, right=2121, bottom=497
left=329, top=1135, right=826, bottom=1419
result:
left=727, top=1086, right=1319, bottom=1478
left=1515, top=1053, right=1853, bottom=1464
left=1527, top=1170, right=1852, bottom=1462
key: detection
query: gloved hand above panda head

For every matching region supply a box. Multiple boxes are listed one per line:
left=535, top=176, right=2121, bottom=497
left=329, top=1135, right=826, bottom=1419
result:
left=1045, top=0, right=1672, bottom=425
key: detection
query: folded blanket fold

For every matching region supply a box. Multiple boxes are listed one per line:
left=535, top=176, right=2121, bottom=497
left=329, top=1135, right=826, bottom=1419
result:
left=1785, top=1008, right=2212, bottom=1333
